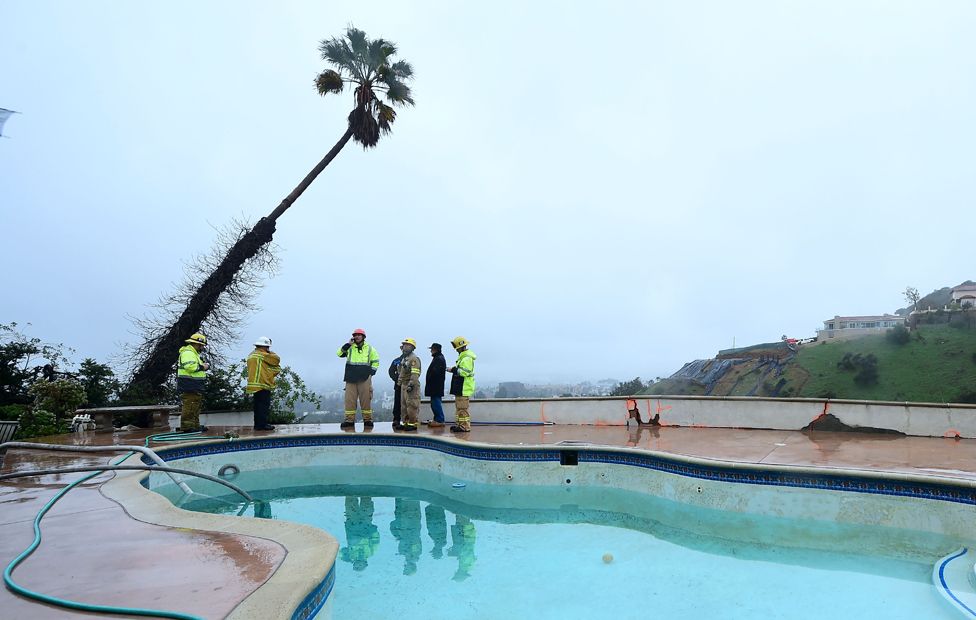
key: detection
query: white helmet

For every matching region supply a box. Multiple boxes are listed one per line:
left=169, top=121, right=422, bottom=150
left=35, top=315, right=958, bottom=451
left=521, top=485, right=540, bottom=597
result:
left=254, top=336, right=273, bottom=347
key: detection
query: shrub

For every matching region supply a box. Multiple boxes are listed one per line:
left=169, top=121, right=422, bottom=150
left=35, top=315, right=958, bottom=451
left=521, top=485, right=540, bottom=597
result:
left=270, top=411, right=297, bottom=424
left=885, top=324, right=910, bottom=345
left=956, top=391, right=976, bottom=404
left=854, top=364, right=879, bottom=386
left=837, top=352, right=879, bottom=386
left=14, top=409, right=67, bottom=439
left=0, top=403, right=28, bottom=421
left=28, top=379, right=86, bottom=421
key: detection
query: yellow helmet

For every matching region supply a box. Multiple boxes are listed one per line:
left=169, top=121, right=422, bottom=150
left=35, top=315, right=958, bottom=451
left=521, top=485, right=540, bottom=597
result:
left=402, top=338, right=417, bottom=347
left=185, top=333, right=207, bottom=346
left=451, top=336, right=470, bottom=350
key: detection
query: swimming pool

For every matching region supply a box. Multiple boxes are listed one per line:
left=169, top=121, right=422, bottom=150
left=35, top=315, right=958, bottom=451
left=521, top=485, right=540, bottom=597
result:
left=144, top=435, right=976, bottom=619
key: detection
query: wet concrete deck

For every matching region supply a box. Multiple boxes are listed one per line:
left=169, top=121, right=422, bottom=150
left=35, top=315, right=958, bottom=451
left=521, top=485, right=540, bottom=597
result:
left=3, top=422, right=976, bottom=618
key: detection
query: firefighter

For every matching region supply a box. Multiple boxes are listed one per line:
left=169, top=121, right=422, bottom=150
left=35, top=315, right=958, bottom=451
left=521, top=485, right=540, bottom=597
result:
left=337, top=328, right=380, bottom=429
left=176, top=332, right=209, bottom=432
left=246, top=336, right=281, bottom=431
left=447, top=337, right=476, bottom=432
left=397, top=338, right=422, bottom=431
left=426, top=503, right=448, bottom=559
left=448, top=514, right=477, bottom=581
left=339, top=496, right=380, bottom=572
left=390, top=498, right=423, bottom=575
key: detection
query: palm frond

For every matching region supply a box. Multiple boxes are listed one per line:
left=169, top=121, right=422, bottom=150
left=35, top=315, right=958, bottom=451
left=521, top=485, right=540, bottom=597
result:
left=376, top=102, right=396, bottom=135
left=383, top=79, right=414, bottom=106
left=389, top=60, right=413, bottom=79
left=318, top=37, right=363, bottom=81
left=366, top=38, right=387, bottom=73
left=346, top=27, right=368, bottom=58
left=314, top=70, right=344, bottom=96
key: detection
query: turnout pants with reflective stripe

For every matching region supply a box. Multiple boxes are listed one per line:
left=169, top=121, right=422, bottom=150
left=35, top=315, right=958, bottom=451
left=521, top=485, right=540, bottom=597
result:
left=401, top=383, right=421, bottom=427
left=180, top=393, right=203, bottom=429
left=344, top=377, right=373, bottom=422
left=454, top=396, right=471, bottom=431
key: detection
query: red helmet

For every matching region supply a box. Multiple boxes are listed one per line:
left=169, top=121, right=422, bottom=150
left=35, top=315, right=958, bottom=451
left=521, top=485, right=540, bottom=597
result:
left=352, top=328, right=366, bottom=336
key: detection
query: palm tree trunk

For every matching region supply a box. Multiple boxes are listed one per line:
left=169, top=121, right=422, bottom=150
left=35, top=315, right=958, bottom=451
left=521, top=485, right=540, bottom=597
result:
left=269, top=127, right=354, bottom=221
left=125, top=127, right=356, bottom=399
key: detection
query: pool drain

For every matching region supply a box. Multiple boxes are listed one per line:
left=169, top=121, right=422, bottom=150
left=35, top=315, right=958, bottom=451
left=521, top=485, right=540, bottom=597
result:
left=452, top=482, right=466, bottom=489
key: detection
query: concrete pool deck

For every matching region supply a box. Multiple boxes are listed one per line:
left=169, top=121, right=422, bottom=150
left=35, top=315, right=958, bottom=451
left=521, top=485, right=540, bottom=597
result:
left=3, top=422, right=976, bottom=619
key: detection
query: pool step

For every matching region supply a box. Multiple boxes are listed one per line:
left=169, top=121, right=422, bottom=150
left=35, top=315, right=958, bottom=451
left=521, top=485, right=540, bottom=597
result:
left=934, top=547, right=976, bottom=617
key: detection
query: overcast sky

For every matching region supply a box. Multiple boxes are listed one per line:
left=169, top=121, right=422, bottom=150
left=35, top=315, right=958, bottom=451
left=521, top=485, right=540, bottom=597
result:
left=2, top=1, right=975, bottom=389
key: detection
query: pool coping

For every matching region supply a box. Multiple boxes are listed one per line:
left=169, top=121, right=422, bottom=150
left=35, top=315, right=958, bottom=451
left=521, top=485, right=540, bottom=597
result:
left=101, top=467, right=338, bottom=620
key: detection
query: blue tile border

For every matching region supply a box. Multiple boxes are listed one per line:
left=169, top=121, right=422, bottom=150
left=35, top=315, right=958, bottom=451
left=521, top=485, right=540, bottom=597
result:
left=147, top=434, right=976, bottom=506
left=292, top=562, right=335, bottom=620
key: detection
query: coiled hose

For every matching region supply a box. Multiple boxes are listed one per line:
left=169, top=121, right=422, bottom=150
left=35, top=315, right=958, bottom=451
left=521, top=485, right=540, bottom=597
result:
left=2, top=430, right=250, bottom=619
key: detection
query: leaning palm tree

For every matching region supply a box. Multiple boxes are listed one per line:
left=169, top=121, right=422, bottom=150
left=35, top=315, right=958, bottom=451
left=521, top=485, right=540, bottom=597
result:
left=125, top=27, right=414, bottom=399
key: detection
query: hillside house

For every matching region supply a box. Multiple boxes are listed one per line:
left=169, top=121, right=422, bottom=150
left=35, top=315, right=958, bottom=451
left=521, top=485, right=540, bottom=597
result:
left=818, top=314, right=906, bottom=340
left=951, top=283, right=976, bottom=307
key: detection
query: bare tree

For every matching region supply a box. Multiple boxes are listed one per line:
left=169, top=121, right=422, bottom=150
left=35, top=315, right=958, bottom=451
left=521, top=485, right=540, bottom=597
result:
left=123, top=27, right=414, bottom=400
left=903, top=286, right=920, bottom=312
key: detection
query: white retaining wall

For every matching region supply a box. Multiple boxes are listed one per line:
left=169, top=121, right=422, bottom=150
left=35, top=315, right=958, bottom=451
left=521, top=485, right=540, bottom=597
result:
left=421, top=395, right=976, bottom=438
left=196, top=396, right=976, bottom=438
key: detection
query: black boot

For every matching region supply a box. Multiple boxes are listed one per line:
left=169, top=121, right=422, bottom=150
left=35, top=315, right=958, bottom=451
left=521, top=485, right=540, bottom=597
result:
left=340, top=421, right=354, bottom=429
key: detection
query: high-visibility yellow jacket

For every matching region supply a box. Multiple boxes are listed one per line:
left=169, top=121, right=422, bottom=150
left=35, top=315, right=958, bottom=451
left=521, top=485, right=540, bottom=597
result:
left=337, top=342, right=380, bottom=383
left=176, top=345, right=206, bottom=394
left=246, top=349, right=281, bottom=393
left=450, top=350, right=477, bottom=397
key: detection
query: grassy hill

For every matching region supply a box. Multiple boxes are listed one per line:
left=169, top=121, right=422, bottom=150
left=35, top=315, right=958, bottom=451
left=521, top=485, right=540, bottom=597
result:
left=644, top=324, right=976, bottom=403
left=793, top=325, right=976, bottom=402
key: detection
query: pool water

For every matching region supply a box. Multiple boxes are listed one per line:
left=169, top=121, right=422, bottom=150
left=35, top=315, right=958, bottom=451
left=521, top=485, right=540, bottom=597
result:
left=177, top=466, right=963, bottom=619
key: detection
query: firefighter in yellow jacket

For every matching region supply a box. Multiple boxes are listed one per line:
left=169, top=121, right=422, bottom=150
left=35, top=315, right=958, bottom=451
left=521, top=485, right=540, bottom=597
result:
left=396, top=338, right=422, bottom=431
left=448, top=337, right=477, bottom=432
left=176, top=332, right=209, bottom=432
left=338, top=328, right=380, bottom=429
left=247, top=336, right=281, bottom=431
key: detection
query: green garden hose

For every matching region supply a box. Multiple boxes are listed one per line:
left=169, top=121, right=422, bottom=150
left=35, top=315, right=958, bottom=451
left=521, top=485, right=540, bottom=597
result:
left=3, top=431, right=244, bottom=619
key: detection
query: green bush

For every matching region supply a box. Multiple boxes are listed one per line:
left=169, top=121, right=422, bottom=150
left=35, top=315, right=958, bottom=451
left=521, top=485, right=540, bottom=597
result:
left=838, top=352, right=879, bottom=386
left=956, top=391, right=976, bottom=404
left=14, top=409, right=67, bottom=439
left=269, top=410, right=297, bottom=424
left=885, top=324, right=910, bottom=345
left=28, top=379, right=86, bottom=421
left=0, top=403, right=27, bottom=421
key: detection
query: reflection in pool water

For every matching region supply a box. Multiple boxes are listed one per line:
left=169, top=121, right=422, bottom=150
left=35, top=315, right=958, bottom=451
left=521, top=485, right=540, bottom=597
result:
left=338, top=495, right=476, bottom=580
left=176, top=468, right=964, bottom=620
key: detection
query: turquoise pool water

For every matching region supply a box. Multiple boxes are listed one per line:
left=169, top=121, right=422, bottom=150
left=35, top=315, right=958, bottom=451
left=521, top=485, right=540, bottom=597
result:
left=176, top=466, right=963, bottom=619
